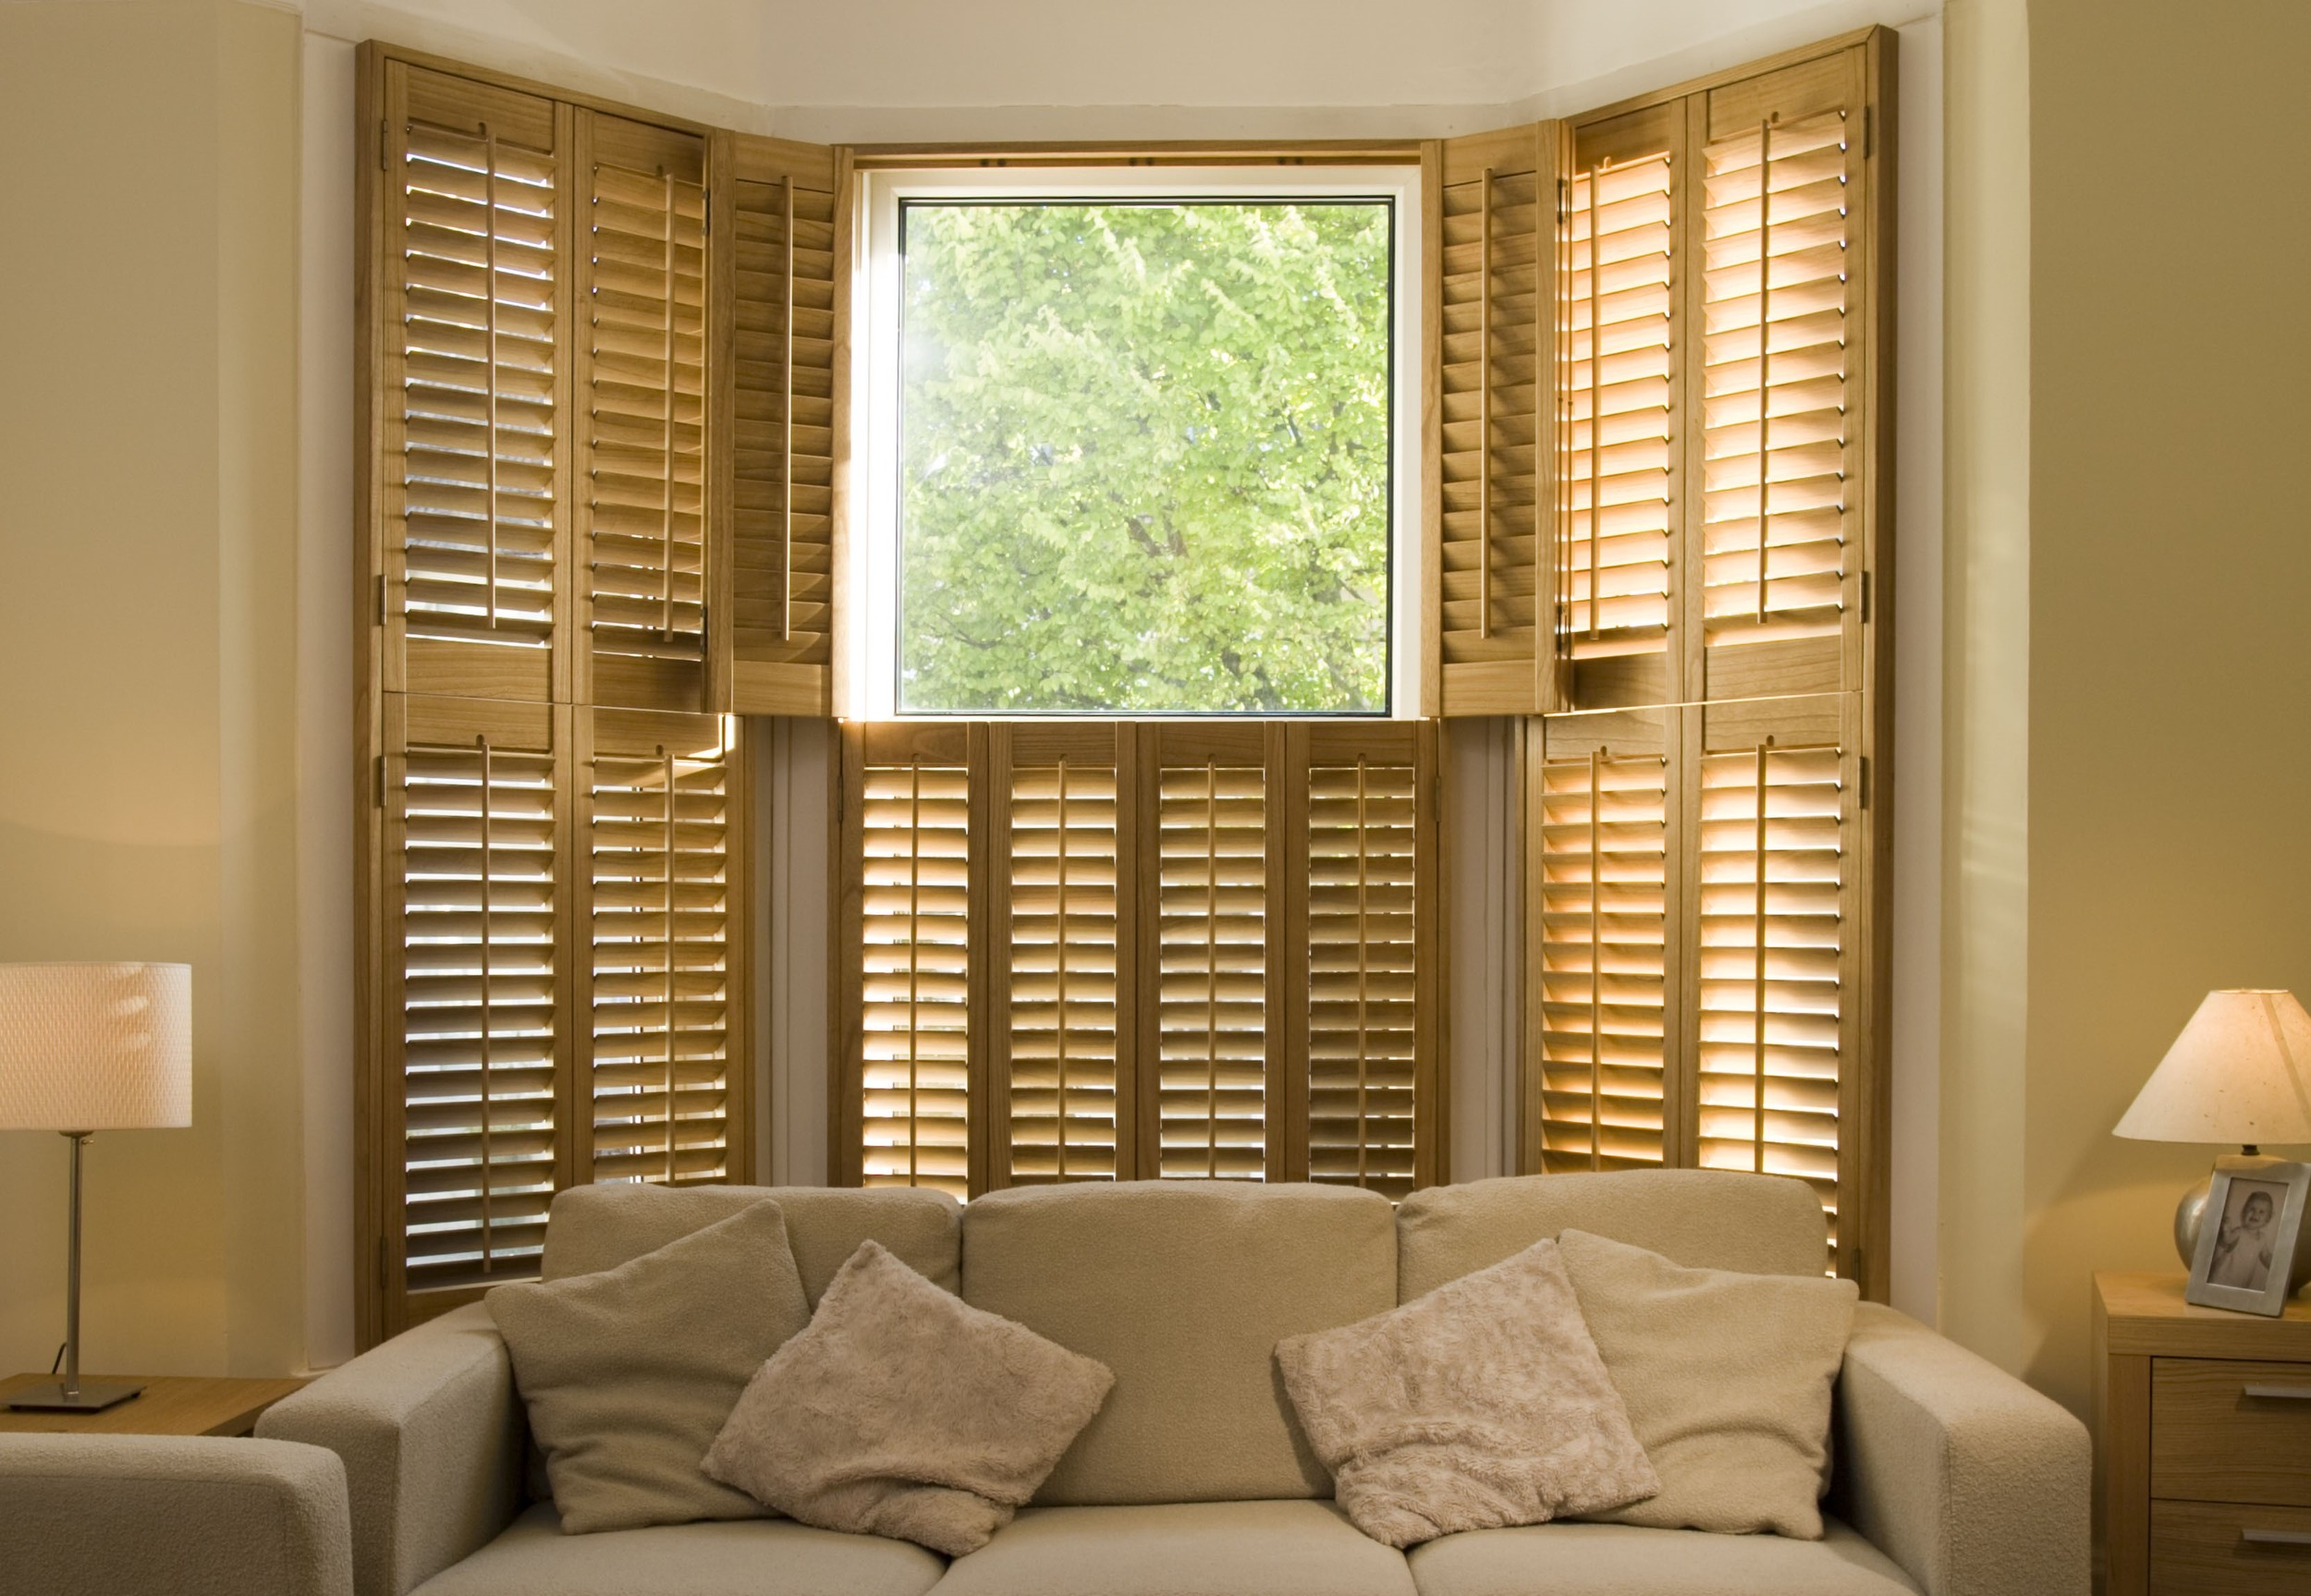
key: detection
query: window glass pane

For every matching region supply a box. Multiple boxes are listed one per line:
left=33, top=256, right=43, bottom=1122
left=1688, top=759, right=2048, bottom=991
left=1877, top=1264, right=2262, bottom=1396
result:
left=899, top=201, right=1393, bottom=715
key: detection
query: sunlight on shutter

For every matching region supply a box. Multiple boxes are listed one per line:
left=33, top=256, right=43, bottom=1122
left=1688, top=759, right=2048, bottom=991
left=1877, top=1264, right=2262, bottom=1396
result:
left=1532, top=727, right=1672, bottom=1173
left=1695, top=739, right=1845, bottom=1262
left=392, top=85, right=560, bottom=699
left=1699, top=110, right=1852, bottom=651
left=861, top=761, right=972, bottom=1198
left=398, top=731, right=558, bottom=1294
left=585, top=716, right=736, bottom=1186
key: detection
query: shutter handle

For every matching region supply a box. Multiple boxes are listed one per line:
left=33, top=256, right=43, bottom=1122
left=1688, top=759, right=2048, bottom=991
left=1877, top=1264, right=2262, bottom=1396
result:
left=2241, top=1529, right=2311, bottom=1548
left=2243, top=1384, right=2311, bottom=1401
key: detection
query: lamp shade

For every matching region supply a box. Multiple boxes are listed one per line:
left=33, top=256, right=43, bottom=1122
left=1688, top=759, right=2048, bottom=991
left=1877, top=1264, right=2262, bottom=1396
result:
left=0, top=963, right=192, bottom=1131
left=2115, top=989, right=2311, bottom=1146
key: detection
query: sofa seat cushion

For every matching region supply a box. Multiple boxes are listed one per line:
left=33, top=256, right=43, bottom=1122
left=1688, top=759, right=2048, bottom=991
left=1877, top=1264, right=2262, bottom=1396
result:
left=1405, top=1518, right=1920, bottom=1596
left=930, top=1502, right=1417, bottom=1596
left=961, top=1181, right=1397, bottom=1505
left=409, top=1503, right=947, bottom=1596
left=1396, top=1171, right=1828, bottom=1302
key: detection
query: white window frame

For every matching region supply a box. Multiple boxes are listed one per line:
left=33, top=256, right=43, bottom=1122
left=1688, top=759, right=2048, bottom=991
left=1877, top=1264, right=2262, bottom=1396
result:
left=847, top=164, right=1426, bottom=721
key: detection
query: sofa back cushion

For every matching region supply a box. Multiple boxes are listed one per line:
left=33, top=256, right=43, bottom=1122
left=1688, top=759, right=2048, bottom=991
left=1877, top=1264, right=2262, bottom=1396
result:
left=1395, top=1170, right=1826, bottom=1300
left=960, top=1181, right=1396, bottom=1506
left=541, top=1183, right=960, bottom=1304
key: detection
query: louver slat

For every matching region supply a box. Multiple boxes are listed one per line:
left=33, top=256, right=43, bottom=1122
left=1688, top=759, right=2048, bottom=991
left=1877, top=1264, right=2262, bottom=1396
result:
left=579, top=708, right=745, bottom=1189
left=385, top=67, right=567, bottom=702
left=723, top=136, right=846, bottom=715
left=850, top=728, right=974, bottom=1200
left=579, top=115, right=709, bottom=711
left=1694, top=50, right=1873, bottom=702
left=1002, top=731, right=1127, bottom=1185
left=1306, top=742, right=1426, bottom=1200
left=385, top=695, right=567, bottom=1307
left=1561, top=106, right=1681, bottom=710
left=1432, top=123, right=1566, bottom=715
left=1526, top=709, right=1678, bottom=1175
left=1694, top=698, right=1853, bottom=1269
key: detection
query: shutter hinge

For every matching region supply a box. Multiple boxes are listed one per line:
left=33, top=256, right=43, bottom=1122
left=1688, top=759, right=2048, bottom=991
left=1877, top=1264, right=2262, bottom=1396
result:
left=1858, top=755, right=1872, bottom=812
left=373, top=754, right=387, bottom=809
left=375, top=572, right=389, bottom=626
left=1555, top=177, right=1568, bottom=226
left=1859, top=569, right=1871, bottom=623
left=1862, top=105, right=1873, bottom=160
left=378, top=120, right=389, bottom=172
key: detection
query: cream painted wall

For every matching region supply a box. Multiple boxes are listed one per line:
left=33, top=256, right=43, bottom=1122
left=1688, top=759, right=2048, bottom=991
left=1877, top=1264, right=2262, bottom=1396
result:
left=2015, top=0, right=2311, bottom=1419
left=0, top=0, right=306, bottom=1378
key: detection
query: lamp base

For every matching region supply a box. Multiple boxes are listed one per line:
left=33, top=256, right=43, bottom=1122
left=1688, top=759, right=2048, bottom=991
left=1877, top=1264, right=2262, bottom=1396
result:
left=6, top=1379, right=142, bottom=1413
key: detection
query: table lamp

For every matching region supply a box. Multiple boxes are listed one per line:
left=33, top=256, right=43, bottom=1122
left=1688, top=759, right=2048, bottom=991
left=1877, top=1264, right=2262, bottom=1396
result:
left=0, top=962, right=192, bottom=1411
left=2115, top=988, right=2311, bottom=1286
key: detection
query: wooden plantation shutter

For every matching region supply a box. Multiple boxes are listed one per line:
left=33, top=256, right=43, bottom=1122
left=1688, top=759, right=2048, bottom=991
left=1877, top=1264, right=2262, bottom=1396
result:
left=1524, top=30, right=1892, bottom=1295
left=577, top=708, right=750, bottom=1187
left=577, top=115, right=710, bottom=712
left=836, top=724, right=1440, bottom=1199
left=1428, top=123, right=1568, bottom=716
left=377, top=693, right=569, bottom=1332
left=1523, top=707, right=1679, bottom=1176
left=360, top=48, right=758, bottom=1346
left=715, top=135, right=848, bottom=715
left=376, top=65, right=571, bottom=704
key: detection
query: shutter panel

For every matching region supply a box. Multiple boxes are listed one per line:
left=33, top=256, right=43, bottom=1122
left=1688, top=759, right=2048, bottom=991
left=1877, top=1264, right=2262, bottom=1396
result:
left=1523, top=708, right=1681, bottom=1176
left=998, top=725, right=1134, bottom=1186
left=1561, top=106, right=1683, bottom=710
left=380, top=66, right=569, bottom=703
left=577, top=115, right=709, bottom=711
left=1305, top=723, right=1439, bottom=1199
left=381, top=693, right=569, bottom=1327
left=720, top=135, right=847, bottom=715
left=577, top=707, right=748, bottom=1187
left=1690, top=52, right=1874, bottom=703
left=1691, top=693, right=1862, bottom=1272
left=839, top=724, right=975, bottom=1199
left=1149, top=727, right=1278, bottom=1180
left=1430, top=123, right=1568, bottom=716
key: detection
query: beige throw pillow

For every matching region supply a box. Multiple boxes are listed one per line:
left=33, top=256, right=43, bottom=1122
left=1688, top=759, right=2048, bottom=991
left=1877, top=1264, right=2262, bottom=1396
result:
left=703, top=1239, right=1114, bottom=1556
left=1274, top=1237, right=1657, bottom=1548
left=1558, top=1228, right=1859, bottom=1538
left=487, top=1200, right=811, bottom=1534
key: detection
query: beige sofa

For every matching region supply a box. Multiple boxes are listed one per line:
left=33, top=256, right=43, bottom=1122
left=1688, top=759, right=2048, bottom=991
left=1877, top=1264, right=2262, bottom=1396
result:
left=238, top=1170, right=2085, bottom=1596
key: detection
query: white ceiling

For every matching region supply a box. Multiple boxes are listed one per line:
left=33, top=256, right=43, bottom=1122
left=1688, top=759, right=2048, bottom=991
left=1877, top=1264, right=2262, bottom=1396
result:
left=302, top=0, right=1932, bottom=138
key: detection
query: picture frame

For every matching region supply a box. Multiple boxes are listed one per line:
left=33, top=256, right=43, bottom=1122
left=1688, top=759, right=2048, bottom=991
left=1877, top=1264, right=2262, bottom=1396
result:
left=2186, top=1162, right=2311, bottom=1316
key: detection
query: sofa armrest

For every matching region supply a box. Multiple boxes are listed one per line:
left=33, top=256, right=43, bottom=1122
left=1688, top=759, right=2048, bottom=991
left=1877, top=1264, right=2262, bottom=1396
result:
left=0, top=1433, right=351, bottom=1596
left=1836, top=1302, right=2089, bottom=1596
left=257, top=1303, right=523, bottom=1596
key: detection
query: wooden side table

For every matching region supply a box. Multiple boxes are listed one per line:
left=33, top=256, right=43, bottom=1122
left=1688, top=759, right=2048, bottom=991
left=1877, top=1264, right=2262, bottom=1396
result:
left=2095, top=1272, right=2311, bottom=1595
left=0, top=1373, right=307, bottom=1438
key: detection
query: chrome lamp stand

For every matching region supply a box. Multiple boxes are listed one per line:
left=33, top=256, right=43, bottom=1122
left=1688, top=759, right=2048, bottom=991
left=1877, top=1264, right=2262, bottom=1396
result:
left=6, top=1132, right=142, bottom=1412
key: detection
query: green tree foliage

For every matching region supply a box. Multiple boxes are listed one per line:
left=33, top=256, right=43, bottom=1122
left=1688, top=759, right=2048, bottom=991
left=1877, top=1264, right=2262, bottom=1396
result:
left=899, top=201, right=1392, bottom=713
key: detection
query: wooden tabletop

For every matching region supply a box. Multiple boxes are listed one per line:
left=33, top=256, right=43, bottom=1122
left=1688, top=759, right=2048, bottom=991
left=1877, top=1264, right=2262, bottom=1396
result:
left=2096, top=1271, right=2311, bottom=1359
left=0, top=1374, right=309, bottom=1438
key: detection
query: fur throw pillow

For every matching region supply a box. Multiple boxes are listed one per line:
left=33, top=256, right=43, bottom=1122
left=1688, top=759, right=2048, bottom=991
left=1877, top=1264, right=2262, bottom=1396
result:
left=704, top=1239, right=1114, bottom=1555
left=1275, top=1237, right=1657, bottom=1547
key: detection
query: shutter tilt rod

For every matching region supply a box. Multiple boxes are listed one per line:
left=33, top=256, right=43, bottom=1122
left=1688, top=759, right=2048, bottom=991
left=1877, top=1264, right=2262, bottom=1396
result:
left=1755, top=118, right=1775, bottom=627
left=663, top=746, right=679, bottom=1184
left=1054, top=758, right=1070, bottom=1181
left=780, top=175, right=796, bottom=644
left=477, top=734, right=495, bottom=1266
left=662, top=172, right=679, bottom=640
left=1752, top=739, right=1772, bottom=1171
left=483, top=125, right=501, bottom=631
left=1354, top=757, right=1371, bottom=1188
left=1587, top=748, right=1603, bottom=1170
left=1477, top=167, right=1494, bottom=641
left=1586, top=163, right=1605, bottom=642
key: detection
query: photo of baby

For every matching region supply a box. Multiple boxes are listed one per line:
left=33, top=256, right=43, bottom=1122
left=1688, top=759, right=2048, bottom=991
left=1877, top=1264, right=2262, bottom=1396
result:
left=2207, top=1178, right=2285, bottom=1294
